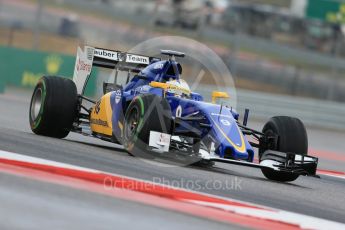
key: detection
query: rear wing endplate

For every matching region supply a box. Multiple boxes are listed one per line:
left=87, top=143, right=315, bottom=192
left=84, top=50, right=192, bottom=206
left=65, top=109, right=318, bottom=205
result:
left=73, top=46, right=159, bottom=94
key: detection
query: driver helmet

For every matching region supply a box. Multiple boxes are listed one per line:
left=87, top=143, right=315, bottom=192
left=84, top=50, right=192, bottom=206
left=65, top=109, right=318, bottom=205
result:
left=166, top=79, right=191, bottom=97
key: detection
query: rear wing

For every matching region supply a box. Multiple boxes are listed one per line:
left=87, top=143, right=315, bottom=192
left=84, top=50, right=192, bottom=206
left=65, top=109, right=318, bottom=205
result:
left=73, top=46, right=160, bottom=94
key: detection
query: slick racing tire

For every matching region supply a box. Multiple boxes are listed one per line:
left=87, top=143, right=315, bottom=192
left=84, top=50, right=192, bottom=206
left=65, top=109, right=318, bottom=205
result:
left=259, top=116, right=308, bottom=182
left=123, top=94, right=172, bottom=157
left=29, top=76, right=78, bottom=138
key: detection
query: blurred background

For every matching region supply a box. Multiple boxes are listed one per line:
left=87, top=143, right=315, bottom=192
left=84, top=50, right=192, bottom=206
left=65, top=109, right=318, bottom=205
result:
left=0, top=0, right=344, bottom=130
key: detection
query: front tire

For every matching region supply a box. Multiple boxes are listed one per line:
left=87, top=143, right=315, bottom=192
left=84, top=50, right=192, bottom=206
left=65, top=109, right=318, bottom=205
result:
left=123, top=94, right=172, bottom=157
left=29, top=76, right=78, bottom=138
left=259, top=116, right=308, bottom=182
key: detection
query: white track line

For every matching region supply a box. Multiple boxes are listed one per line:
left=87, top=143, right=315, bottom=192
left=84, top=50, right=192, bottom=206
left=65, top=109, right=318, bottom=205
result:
left=318, top=171, right=345, bottom=180
left=0, top=150, right=100, bottom=173
left=187, top=200, right=345, bottom=230
left=0, top=149, right=344, bottom=230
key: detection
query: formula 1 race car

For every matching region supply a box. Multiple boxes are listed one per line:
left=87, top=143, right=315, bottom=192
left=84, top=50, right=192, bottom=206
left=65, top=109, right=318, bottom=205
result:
left=29, top=46, right=319, bottom=182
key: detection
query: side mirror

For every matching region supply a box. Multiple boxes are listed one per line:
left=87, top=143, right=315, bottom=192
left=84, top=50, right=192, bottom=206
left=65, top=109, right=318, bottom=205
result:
left=211, top=91, right=229, bottom=104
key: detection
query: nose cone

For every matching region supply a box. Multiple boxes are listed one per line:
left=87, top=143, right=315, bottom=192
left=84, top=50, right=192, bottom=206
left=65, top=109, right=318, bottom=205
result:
left=209, top=115, right=246, bottom=154
left=191, top=101, right=252, bottom=160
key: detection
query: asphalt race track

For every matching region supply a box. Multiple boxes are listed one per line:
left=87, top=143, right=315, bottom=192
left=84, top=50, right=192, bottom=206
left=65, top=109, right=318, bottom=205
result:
left=0, top=89, right=345, bottom=229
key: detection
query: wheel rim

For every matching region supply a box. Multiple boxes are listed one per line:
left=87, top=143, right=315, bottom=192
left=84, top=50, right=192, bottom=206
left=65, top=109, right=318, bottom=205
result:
left=31, top=88, right=42, bottom=121
left=259, top=128, right=277, bottom=161
left=265, top=129, right=278, bottom=150
left=125, top=106, right=140, bottom=140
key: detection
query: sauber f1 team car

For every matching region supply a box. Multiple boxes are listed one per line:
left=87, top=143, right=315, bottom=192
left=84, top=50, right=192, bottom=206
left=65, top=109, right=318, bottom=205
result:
left=29, top=46, right=319, bottom=182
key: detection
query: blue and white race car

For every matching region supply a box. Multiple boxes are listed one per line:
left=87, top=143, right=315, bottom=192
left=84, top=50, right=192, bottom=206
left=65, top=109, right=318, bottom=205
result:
left=29, top=46, right=319, bottom=182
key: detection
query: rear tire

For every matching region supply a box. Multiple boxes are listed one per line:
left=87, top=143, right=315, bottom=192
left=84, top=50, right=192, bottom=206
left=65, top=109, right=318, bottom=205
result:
left=29, top=76, right=78, bottom=138
left=259, top=116, right=308, bottom=182
left=123, top=94, right=172, bottom=157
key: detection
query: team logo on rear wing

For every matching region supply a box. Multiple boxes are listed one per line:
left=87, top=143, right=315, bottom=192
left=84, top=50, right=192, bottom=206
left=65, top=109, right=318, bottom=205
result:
left=126, top=54, right=149, bottom=65
left=73, top=46, right=159, bottom=95
left=73, top=46, right=94, bottom=94
left=94, top=48, right=150, bottom=65
left=94, top=49, right=119, bottom=61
